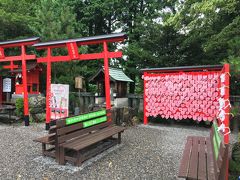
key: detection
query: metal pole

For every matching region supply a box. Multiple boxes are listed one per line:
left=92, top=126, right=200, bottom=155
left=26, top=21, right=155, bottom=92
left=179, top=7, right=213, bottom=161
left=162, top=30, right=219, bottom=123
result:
left=21, top=45, right=29, bottom=126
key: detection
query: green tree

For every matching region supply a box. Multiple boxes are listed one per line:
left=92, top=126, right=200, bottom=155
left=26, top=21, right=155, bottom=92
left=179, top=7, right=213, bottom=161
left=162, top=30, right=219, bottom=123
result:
left=0, top=0, right=37, bottom=40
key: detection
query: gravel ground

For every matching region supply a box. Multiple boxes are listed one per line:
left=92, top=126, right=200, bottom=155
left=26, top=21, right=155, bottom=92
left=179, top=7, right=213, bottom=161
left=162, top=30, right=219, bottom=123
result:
left=0, top=122, right=238, bottom=180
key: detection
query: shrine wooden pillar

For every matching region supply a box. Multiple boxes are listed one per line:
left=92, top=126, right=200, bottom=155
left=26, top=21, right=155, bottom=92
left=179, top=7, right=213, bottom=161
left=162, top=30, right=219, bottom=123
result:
left=0, top=37, right=40, bottom=126
left=103, top=41, right=111, bottom=110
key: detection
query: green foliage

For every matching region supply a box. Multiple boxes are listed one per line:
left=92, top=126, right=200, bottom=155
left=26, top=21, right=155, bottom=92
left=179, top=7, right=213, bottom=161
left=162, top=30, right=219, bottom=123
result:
left=15, top=98, right=24, bottom=118
left=2, top=0, right=240, bottom=94
left=231, top=105, right=239, bottom=117
left=0, top=0, right=37, bottom=40
left=232, top=142, right=240, bottom=162
left=31, top=0, right=78, bottom=41
left=229, top=159, right=240, bottom=180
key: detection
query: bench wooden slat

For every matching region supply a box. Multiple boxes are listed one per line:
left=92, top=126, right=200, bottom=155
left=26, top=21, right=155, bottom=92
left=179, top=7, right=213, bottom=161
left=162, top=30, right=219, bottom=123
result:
left=178, top=120, right=228, bottom=180
left=33, top=134, right=55, bottom=144
left=58, top=121, right=112, bottom=144
left=60, top=124, right=115, bottom=148
left=198, top=137, right=207, bottom=180
left=72, top=126, right=124, bottom=151
left=49, top=125, right=56, bottom=134
left=206, top=137, right=215, bottom=180
left=62, top=126, right=125, bottom=151
left=187, top=137, right=199, bottom=179
left=178, top=136, right=193, bottom=178
left=61, top=125, right=123, bottom=149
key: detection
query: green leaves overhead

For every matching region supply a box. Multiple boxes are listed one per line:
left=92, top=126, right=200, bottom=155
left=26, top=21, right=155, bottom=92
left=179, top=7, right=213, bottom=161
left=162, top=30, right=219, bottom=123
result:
left=1, top=0, right=240, bottom=93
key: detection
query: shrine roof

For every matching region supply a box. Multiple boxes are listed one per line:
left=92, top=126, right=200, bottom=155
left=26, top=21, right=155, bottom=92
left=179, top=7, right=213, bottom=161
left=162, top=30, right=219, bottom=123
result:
left=0, top=37, right=40, bottom=46
left=33, top=33, right=127, bottom=48
left=89, top=67, right=133, bottom=83
left=141, top=65, right=224, bottom=73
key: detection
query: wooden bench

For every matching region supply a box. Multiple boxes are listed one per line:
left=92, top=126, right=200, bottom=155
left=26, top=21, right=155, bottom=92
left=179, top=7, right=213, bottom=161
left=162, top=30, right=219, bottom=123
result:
left=34, top=109, right=125, bottom=166
left=178, top=121, right=229, bottom=180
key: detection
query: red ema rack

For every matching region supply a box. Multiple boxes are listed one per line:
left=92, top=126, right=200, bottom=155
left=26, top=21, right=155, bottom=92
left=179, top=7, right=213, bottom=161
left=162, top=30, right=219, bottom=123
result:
left=141, top=64, right=230, bottom=144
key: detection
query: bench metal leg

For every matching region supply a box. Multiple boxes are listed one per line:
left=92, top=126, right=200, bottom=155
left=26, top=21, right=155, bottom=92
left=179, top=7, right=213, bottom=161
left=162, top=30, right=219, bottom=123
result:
left=59, top=147, right=65, bottom=165
left=118, top=132, right=121, bottom=144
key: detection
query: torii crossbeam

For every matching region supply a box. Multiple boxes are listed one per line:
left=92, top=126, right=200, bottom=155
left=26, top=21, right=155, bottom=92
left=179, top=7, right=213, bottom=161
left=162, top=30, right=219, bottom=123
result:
left=33, top=33, right=127, bottom=130
left=0, top=37, right=40, bottom=126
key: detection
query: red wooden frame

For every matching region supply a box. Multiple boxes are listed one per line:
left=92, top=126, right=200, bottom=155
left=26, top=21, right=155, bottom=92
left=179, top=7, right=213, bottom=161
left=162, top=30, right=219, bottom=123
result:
left=0, top=37, right=40, bottom=126
left=33, top=33, right=127, bottom=130
left=142, top=65, right=230, bottom=142
left=142, top=64, right=230, bottom=180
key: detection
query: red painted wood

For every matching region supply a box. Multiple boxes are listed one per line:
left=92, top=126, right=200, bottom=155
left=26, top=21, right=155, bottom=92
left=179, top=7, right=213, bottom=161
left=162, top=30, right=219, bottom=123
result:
left=46, top=48, right=52, bottom=124
left=3, top=61, right=18, bottom=70
left=223, top=64, right=230, bottom=180
left=0, top=47, right=4, bottom=59
left=21, top=45, right=29, bottom=116
left=37, top=56, right=71, bottom=63
left=0, top=76, right=2, bottom=105
left=103, top=41, right=111, bottom=111
left=67, top=42, right=79, bottom=59
left=223, top=64, right=230, bottom=144
left=143, top=72, right=148, bottom=124
left=79, top=51, right=122, bottom=60
left=37, top=52, right=122, bottom=63
left=35, top=37, right=126, bottom=50
left=0, top=55, right=36, bottom=62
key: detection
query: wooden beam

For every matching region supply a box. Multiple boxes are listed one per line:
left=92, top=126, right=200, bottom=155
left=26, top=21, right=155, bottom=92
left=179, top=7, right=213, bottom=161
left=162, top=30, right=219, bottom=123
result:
left=37, top=51, right=122, bottom=63
left=0, top=55, right=36, bottom=62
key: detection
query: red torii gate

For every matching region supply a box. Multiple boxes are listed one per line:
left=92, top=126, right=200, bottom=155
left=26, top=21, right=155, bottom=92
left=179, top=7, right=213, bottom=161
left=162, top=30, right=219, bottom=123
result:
left=0, top=37, right=40, bottom=126
left=33, top=33, right=127, bottom=130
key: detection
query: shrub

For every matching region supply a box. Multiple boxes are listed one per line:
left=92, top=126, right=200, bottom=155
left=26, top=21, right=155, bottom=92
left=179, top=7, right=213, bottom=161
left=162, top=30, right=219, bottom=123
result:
left=15, top=98, right=24, bottom=118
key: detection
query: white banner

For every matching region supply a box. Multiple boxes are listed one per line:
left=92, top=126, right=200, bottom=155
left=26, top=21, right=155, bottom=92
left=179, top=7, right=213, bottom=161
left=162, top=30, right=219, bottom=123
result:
left=50, top=84, right=69, bottom=120
left=3, top=78, right=11, bottom=92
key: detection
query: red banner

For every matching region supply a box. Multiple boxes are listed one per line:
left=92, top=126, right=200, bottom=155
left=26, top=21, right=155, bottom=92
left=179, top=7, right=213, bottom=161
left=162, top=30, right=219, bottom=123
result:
left=67, top=42, right=79, bottom=59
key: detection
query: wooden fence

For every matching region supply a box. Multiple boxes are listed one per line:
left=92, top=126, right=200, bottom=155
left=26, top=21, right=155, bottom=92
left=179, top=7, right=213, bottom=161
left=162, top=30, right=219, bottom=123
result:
left=69, top=92, right=143, bottom=113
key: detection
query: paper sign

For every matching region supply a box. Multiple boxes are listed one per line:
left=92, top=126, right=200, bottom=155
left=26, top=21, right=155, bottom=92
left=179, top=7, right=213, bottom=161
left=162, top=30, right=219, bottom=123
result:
left=3, top=78, right=11, bottom=92
left=50, top=84, right=69, bottom=120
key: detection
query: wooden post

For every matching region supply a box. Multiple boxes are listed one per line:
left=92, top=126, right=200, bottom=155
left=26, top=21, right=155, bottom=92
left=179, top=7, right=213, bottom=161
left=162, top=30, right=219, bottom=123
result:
left=223, top=64, right=230, bottom=180
left=45, top=48, right=52, bottom=130
left=103, top=41, right=111, bottom=112
left=143, top=72, right=148, bottom=124
left=21, top=45, right=29, bottom=126
left=223, top=64, right=230, bottom=144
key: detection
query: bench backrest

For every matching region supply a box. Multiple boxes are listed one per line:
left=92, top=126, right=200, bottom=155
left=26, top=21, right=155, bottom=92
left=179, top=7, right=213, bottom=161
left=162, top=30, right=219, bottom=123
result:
left=210, top=121, right=228, bottom=180
left=55, top=109, right=112, bottom=144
